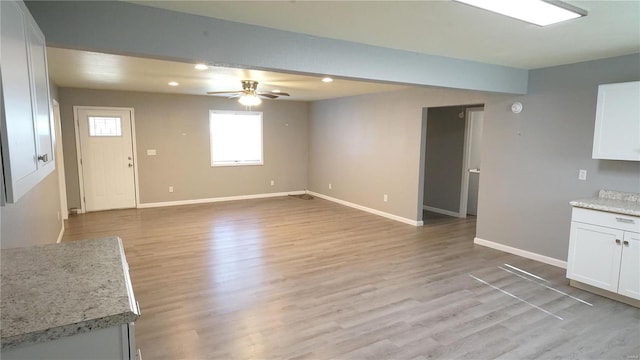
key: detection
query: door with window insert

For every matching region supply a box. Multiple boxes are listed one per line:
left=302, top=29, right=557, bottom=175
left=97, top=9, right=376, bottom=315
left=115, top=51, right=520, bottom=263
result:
left=76, top=107, right=136, bottom=212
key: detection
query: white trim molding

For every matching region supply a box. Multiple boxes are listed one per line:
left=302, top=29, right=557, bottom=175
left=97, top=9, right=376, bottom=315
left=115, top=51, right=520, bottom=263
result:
left=423, top=205, right=462, bottom=218
left=309, top=191, right=423, bottom=227
left=56, top=223, right=65, bottom=244
left=474, top=237, right=567, bottom=269
left=138, top=191, right=306, bottom=208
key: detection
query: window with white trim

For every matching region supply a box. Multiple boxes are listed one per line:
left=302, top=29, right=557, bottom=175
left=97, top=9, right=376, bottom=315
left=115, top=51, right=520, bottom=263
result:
left=209, top=110, right=263, bottom=166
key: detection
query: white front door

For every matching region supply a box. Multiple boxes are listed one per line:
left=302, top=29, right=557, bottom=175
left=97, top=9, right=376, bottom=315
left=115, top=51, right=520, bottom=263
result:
left=76, top=107, right=136, bottom=212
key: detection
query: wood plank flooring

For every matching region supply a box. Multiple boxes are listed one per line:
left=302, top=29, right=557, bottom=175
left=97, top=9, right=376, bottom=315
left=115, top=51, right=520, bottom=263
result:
left=62, top=196, right=640, bottom=359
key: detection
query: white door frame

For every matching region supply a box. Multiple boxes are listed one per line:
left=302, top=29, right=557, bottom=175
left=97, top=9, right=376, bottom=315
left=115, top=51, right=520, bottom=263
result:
left=73, top=106, right=140, bottom=213
left=53, top=100, right=68, bottom=220
left=459, top=107, right=484, bottom=218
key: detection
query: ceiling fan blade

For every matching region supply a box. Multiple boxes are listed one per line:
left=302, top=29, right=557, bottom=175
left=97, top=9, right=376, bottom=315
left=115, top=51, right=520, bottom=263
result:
left=258, top=91, right=290, bottom=97
left=258, top=93, right=279, bottom=99
left=206, top=90, right=243, bottom=95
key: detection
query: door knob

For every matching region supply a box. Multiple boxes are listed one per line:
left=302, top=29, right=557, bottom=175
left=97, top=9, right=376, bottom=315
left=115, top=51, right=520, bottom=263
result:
left=128, top=163, right=133, bottom=168
left=37, top=154, right=48, bottom=162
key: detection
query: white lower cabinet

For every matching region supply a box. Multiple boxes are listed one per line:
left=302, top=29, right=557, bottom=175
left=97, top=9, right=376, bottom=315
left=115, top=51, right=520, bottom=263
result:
left=2, top=323, right=138, bottom=360
left=567, top=207, right=640, bottom=301
left=618, top=231, right=640, bottom=299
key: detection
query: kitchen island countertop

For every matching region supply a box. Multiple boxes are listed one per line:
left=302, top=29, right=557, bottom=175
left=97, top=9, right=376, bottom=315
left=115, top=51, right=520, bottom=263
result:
left=1, top=237, right=139, bottom=350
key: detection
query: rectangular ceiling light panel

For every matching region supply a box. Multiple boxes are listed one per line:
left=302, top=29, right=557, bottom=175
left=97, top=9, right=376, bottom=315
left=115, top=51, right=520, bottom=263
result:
left=455, top=0, right=586, bottom=26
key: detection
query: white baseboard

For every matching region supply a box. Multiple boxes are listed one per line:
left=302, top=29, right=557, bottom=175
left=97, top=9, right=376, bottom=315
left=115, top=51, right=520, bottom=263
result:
left=308, top=191, right=422, bottom=226
left=138, top=191, right=306, bottom=209
left=474, top=237, right=567, bottom=269
left=56, top=223, right=65, bottom=243
left=423, top=205, right=462, bottom=218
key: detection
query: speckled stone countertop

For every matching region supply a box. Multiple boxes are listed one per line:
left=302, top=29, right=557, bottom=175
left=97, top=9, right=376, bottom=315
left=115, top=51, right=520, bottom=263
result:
left=1, top=237, right=139, bottom=350
left=570, top=189, right=640, bottom=217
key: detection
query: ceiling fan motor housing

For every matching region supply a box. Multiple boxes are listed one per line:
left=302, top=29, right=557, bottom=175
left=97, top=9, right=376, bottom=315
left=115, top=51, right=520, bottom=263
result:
left=242, top=80, right=259, bottom=92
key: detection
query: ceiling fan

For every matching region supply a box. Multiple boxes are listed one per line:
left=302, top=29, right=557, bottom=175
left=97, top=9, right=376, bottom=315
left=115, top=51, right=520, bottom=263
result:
left=207, top=80, right=290, bottom=106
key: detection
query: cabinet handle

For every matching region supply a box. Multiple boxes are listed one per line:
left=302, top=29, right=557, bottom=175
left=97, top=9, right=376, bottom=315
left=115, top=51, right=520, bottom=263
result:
left=623, top=240, right=629, bottom=246
left=615, top=217, right=635, bottom=224
left=37, top=154, right=48, bottom=162
left=615, top=239, right=621, bottom=245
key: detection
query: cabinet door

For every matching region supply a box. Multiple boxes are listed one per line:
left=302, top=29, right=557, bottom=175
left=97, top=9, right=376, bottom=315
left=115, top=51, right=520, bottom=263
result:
left=0, top=0, right=55, bottom=203
left=592, top=81, right=640, bottom=161
left=567, top=222, right=624, bottom=292
left=618, top=231, right=640, bottom=300
left=0, top=0, right=39, bottom=201
left=26, top=18, right=54, bottom=169
left=1, top=325, right=131, bottom=359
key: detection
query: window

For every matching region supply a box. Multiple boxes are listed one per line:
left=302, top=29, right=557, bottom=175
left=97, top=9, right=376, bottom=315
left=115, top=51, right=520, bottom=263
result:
left=88, top=116, right=122, bottom=137
left=209, top=110, right=263, bottom=166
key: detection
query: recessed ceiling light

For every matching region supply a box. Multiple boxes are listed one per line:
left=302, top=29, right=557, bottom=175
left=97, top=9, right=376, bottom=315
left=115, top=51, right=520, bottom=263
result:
left=454, top=0, right=586, bottom=26
left=322, top=77, right=334, bottom=83
left=194, top=64, right=208, bottom=70
left=168, top=81, right=179, bottom=86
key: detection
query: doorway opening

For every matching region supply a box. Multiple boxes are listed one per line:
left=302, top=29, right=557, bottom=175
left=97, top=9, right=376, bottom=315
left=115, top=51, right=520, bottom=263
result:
left=419, top=104, right=484, bottom=225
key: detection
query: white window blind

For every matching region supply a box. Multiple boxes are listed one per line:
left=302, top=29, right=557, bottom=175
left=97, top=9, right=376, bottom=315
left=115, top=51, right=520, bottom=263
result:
left=209, top=110, right=263, bottom=166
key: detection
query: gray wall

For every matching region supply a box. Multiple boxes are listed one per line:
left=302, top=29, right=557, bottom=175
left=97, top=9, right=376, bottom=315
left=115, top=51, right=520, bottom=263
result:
left=310, top=53, right=639, bottom=262
left=1, top=82, right=62, bottom=249
left=1, top=173, right=62, bottom=248
left=309, top=87, right=504, bottom=221
left=58, top=88, right=309, bottom=208
left=423, top=106, right=467, bottom=213
left=477, top=53, right=640, bottom=261
left=25, top=1, right=527, bottom=94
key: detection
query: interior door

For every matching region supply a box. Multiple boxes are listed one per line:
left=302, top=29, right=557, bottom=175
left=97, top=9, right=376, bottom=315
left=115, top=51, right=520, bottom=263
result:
left=76, top=108, right=136, bottom=212
left=466, top=108, right=483, bottom=216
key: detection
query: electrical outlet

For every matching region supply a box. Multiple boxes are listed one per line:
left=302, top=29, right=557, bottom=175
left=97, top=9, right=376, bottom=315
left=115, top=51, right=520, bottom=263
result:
left=329, top=183, right=332, bottom=190
left=578, top=169, right=587, bottom=181
left=169, top=186, right=174, bottom=193
left=383, top=194, right=388, bottom=202
left=270, top=180, right=275, bottom=186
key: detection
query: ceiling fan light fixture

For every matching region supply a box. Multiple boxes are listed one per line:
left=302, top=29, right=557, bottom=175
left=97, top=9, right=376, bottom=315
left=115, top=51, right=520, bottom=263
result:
left=239, top=94, right=262, bottom=106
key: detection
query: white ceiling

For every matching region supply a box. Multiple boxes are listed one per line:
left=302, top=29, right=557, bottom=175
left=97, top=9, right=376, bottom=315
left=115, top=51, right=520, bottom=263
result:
left=48, top=1, right=639, bottom=100
left=127, top=0, right=640, bottom=69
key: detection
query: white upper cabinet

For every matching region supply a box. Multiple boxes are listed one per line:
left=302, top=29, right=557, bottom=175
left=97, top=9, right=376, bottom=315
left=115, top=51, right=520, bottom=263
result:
left=0, top=0, right=55, bottom=203
left=592, top=81, right=640, bottom=161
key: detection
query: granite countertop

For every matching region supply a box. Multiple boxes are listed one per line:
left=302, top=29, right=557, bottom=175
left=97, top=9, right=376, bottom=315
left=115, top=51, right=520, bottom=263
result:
left=1, top=237, right=139, bottom=350
left=570, top=189, right=640, bottom=217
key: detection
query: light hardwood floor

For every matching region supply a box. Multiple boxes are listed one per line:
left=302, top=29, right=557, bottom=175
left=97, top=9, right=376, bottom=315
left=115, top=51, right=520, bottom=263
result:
left=62, top=196, right=640, bottom=359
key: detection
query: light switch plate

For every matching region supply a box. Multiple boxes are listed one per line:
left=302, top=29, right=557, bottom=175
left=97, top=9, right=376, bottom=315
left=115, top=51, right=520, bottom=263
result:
left=578, top=169, right=587, bottom=181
